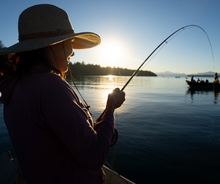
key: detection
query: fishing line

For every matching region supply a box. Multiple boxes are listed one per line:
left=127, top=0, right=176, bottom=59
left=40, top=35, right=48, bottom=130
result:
left=122, top=25, right=217, bottom=143
left=68, top=64, right=91, bottom=109
left=105, top=25, right=216, bottom=179
left=141, top=28, right=185, bottom=71
left=120, top=24, right=215, bottom=91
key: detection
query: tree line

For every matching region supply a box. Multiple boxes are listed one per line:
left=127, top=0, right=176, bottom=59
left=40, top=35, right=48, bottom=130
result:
left=66, top=62, right=157, bottom=78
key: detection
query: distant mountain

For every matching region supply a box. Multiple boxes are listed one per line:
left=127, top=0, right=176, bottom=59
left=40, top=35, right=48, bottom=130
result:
left=188, top=71, right=216, bottom=76
left=156, top=71, right=187, bottom=76
left=156, top=71, right=218, bottom=77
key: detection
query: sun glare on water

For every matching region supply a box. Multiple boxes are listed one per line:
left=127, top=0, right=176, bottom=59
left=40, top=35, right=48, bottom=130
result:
left=100, top=42, right=123, bottom=67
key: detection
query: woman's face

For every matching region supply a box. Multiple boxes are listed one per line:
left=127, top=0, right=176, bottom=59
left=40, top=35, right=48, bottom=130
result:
left=47, top=39, right=74, bottom=73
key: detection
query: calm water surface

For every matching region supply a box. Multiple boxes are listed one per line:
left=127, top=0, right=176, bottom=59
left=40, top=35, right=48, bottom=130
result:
left=0, top=76, right=220, bottom=184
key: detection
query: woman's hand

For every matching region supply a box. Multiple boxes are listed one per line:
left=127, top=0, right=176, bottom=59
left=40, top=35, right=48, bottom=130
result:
left=95, top=88, right=125, bottom=123
left=106, top=88, right=125, bottom=112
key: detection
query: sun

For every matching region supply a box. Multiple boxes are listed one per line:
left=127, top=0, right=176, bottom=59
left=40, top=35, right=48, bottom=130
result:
left=100, top=43, right=123, bottom=67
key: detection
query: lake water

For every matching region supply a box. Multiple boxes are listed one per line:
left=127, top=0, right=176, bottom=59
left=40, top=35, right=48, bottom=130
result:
left=0, top=76, right=220, bottom=184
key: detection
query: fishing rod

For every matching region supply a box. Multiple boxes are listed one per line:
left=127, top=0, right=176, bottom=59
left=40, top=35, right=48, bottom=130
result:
left=120, top=24, right=214, bottom=91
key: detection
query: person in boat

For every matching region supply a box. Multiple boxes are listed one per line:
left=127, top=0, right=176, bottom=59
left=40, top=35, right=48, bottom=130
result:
left=214, top=72, right=219, bottom=83
left=0, top=4, right=125, bottom=184
left=190, top=76, right=196, bottom=82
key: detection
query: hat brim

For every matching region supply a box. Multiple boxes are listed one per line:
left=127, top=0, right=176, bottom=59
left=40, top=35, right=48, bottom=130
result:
left=0, top=32, right=101, bottom=55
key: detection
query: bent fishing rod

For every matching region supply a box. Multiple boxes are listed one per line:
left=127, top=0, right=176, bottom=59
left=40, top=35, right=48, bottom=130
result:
left=120, top=24, right=214, bottom=91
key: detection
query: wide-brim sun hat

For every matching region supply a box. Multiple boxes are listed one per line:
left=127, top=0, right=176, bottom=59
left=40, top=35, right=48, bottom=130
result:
left=0, top=4, right=101, bottom=55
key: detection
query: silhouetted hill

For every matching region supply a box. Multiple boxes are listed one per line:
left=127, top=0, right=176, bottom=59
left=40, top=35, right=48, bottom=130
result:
left=156, top=71, right=218, bottom=77
left=66, top=62, right=157, bottom=78
left=187, top=71, right=217, bottom=77
left=156, top=71, right=187, bottom=76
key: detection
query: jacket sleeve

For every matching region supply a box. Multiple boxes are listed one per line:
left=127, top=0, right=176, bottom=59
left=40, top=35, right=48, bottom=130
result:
left=42, top=75, right=114, bottom=170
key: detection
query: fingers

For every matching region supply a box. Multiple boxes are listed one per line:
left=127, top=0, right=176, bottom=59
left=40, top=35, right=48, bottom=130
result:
left=106, top=88, right=126, bottom=112
left=113, top=88, right=120, bottom=92
left=111, top=88, right=126, bottom=108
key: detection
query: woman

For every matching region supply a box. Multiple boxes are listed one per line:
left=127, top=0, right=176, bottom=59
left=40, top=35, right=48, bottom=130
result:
left=0, top=4, right=125, bottom=184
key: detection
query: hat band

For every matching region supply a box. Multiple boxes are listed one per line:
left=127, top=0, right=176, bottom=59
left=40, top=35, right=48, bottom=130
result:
left=19, top=30, right=75, bottom=41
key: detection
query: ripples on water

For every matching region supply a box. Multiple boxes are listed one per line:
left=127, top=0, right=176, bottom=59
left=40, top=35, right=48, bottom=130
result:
left=1, top=76, right=220, bottom=183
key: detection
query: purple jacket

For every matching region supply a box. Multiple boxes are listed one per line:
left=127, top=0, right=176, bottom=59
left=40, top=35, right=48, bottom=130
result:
left=0, top=65, right=114, bottom=184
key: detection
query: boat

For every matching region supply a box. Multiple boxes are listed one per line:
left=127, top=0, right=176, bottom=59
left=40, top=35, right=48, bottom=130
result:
left=186, top=80, right=220, bottom=90
left=0, top=151, right=135, bottom=184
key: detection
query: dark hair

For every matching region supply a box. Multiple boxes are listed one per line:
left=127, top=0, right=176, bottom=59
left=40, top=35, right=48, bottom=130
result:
left=9, top=48, right=66, bottom=78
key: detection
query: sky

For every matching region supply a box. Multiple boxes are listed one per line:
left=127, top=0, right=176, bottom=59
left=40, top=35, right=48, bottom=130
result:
left=0, top=0, right=220, bottom=75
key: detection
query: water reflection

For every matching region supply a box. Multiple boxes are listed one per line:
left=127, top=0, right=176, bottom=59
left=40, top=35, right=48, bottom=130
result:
left=66, top=76, right=130, bottom=113
left=105, top=75, right=116, bottom=81
left=66, top=75, right=128, bottom=90
left=186, top=88, right=219, bottom=104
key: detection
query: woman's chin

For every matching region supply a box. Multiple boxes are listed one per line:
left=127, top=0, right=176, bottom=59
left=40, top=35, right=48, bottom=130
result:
left=61, top=67, right=68, bottom=73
